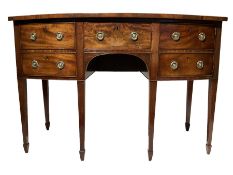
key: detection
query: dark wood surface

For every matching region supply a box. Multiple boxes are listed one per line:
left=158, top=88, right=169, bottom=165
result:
left=206, top=22, right=222, bottom=154
left=78, top=81, right=85, bottom=161
left=206, top=79, right=218, bottom=154
left=150, top=24, right=160, bottom=80
left=185, top=80, right=193, bottom=131
left=8, top=13, right=228, bottom=21
left=17, top=78, right=29, bottom=153
left=76, top=22, right=85, bottom=80
left=148, top=81, right=157, bottom=161
left=42, top=80, right=50, bottom=130
left=9, top=13, right=227, bottom=160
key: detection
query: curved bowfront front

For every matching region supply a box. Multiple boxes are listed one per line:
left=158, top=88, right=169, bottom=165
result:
left=9, top=13, right=227, bottom=160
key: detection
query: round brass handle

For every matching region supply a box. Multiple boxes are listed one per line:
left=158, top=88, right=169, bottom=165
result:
left=171, top=32, right=180, bottom=41
left=96, top=31, right=105, bottom=41
left=56, top=32, right=64, bottom=41
left=170, top=61, right=178, bottom=70
left=56, top=61, right=65, bottom=70
left=131, top=32, right=138, bottom=41
left=197, top=60, right=204, bottom=69
left=30, top=33, right=37, bottom=41
left=32, top=60, right=39, bottom=69
left=198, top=32, right=206, bottom=41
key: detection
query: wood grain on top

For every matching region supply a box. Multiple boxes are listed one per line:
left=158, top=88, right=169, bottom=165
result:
left=8, top=13, right=228, bottom=21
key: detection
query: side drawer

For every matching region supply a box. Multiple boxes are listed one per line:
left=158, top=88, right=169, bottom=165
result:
left=158, top=53, right=213, bottom=78
left=160, top=24, right=215, bottom=50
left=20, top=23, right=75, bottom=49
left=22, top=53, right=77, bottom=77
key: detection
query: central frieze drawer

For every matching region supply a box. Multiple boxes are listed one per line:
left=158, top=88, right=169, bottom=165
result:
left=20, top=23, right=75, bottom=49
left=84, top=23, right=152, bottom=51
left=158, top=53, right=213, bottom=78
left=159, top=24, right=215, bottom=50
left=22, top=53, right=77, bottom=77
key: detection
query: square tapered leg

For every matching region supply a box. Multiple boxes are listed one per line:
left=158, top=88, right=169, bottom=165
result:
left=185, top=80, right=193, bottom=131
left=206, top=79, right=218, bottom=154
left=17, top=78, right=29, bottom=153
left=42, top=80, right=50, bottom=130
left=78, top=81, right=85, bottom=160
left=148, top=81, right=157, bottom=161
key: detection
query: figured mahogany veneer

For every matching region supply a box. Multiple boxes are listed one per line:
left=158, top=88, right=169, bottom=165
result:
left=9, top=13, right=227, bottom=161
left=160, top=24, right=215, bottom=50
left=158, top=53, right=213, bottom=78
left=84, top=23, right=151, bottom=51
left=20, top=23, right=75, bottom=49
left=22, top=53, right=77, bottom=77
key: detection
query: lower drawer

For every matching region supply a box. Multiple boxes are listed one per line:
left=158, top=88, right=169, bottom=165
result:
left=22, top=53, right=77, bottom=77
left=158, top=53, right=213, bottom=78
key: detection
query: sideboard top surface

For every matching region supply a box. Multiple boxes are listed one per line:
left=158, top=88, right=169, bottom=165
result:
left=8, top=13, right=228, bottom=22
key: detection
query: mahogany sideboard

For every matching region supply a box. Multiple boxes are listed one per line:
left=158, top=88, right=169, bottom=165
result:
left=8, top=13, right=227, bottom=161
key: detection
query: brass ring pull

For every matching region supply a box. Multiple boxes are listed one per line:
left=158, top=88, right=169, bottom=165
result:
left=198, top=32, right=206, bottom=41
left=197, top=60, right=204, bottom=69
left=31, top=60, right=39, bottom=69
left=131, top=32, right=138, bottom=41
left=96, top=31, right=105, bottom=41
left=56, top=61, right=65, bottom=70
left=30, top=33, right=37, bottom=41
left=56, top=32, right=64, bottom=41
left=171, top=32, right=180, bottom=41
left=170, top=60, right=178, bottom=70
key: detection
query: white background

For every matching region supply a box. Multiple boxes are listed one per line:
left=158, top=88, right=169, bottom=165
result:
left=0, top=0, right=232, bottom=174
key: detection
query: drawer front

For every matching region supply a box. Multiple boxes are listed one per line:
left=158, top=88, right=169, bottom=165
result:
left=20, top=23, right=75, bottom=49
left=22, top=53, right=77, bottom=77
left=160, top=24, right=215, bottom=50
left=158, top=53, right=213, bottom=78
left=84, top=23, right=151, bottom=51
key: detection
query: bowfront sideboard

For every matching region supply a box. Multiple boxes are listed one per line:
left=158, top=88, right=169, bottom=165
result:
left=8, top=13, right=227, bottom=161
